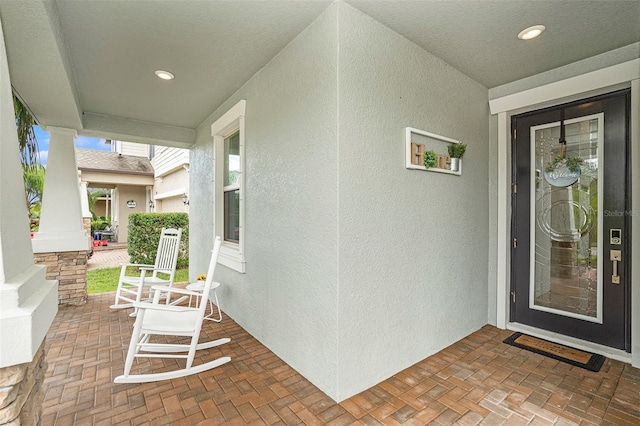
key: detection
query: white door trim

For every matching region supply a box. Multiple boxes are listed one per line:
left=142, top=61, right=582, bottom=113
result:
left=491, top=59, right=640, bottom=368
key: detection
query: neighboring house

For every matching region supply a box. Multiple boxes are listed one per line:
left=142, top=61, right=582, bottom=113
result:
left=150, top=145, right=190, bottom=212
left=111, top=140, right=190, bottom=214
left=77, top=141, right=190, bottom=243
left=76, top=149, right=154, bottom=243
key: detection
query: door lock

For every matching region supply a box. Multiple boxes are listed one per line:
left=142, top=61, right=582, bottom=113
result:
left=610, top=250, right=622, bottom=284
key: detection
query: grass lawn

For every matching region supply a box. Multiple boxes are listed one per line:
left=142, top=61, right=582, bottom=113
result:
left=87, top=267, right=190, bottom=294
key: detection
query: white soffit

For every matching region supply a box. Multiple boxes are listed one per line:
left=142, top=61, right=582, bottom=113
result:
left=346, top=0, right=640, bottom=88
left=0, top=0, right=638, bottom=140
left=54, top=1, right=333, bottom=129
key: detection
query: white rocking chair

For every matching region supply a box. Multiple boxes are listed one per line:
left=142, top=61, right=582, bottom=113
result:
left=111, top=227, right=182, bottom=314
left=114, top=236, right=230, bottom=383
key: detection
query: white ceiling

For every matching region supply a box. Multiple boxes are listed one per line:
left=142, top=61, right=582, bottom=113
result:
left=1, top=0, right=638, bottom=147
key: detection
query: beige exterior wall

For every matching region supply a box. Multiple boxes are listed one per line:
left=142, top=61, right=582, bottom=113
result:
left=155, top=167, right=188, bottom=194
left=157, top=196, right=186, bottom=213
left=93, top=199, right=108, bottom=218
left=81, top=171, right=153, bottom=186
left=152, top=146, right=190, bottom=213
left=154, top=167, right=189, bottom=212
left=115, top=185, right=147, bottom=242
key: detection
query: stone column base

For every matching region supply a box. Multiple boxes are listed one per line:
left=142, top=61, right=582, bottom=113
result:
left=0, top=342, right=46, bottom=425
left=34, top=250, right=88, bottom=305
left=82, top=218, right=91, bottom=238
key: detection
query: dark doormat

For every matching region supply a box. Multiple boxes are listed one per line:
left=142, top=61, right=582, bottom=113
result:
left=503, top=332, right=605, bottom=372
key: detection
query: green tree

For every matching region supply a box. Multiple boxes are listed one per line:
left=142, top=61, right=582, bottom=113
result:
left=13, top=94, right=39, bottom=169
left=23, top=163, right=45, bottom=229
left=87, top=188, right=107, bottom=219
left=13, top=94, right=41, bottom=228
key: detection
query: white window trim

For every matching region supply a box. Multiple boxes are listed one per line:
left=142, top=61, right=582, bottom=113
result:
left=212, top=100, right=246, bottom=273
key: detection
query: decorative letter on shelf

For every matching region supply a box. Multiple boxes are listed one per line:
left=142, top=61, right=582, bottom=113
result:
left=405, top=127, right=462, bottom=176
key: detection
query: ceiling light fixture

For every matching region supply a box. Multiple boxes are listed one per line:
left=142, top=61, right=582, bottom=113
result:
left=154, top=70, right=175, bottom=80
left=518, top=25, right=546, bottom=40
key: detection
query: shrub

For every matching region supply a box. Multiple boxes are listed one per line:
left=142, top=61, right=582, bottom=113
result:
left=91, top=216, right=111, bottom=234
left=128, top=213, right=189, bottom=268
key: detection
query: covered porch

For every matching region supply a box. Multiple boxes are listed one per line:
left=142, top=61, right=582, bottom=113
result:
left=43, top=293, right=640, bottom=425
left=1, top=1, right=639, bottom=423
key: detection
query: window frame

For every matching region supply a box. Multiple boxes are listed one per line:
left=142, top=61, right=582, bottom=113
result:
left=211, top=100, right=246, bottom=273
left=222, top=131, right=240, bottom=243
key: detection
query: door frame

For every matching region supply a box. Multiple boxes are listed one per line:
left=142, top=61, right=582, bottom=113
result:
left=489, top=59, right=640, bottom=367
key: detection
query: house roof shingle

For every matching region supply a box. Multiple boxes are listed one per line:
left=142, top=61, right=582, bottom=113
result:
left=76, top=149, right=154, bottom=175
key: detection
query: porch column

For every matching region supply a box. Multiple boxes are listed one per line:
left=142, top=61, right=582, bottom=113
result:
left=80, top=180, right=92, bottom=240
left=0, top=18, right=57, bottom=425
left=32, top=127, right=90, bottom=305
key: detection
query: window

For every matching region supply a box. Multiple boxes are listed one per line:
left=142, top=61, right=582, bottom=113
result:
left=212, top=100, right=246, bottom=272
left=223, top=132, right=240, bottom=243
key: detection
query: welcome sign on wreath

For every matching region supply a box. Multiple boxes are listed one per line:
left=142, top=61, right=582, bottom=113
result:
left=544, top=156, right=583, bottom=187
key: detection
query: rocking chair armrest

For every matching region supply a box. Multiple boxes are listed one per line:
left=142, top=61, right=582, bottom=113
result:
left=120, top=263, right=155, bottom=269
left=139, top=266, right=171, bottom=273
left=131, top=301, right=193, bottom=313
left=150, top=285, right=204, bottom=297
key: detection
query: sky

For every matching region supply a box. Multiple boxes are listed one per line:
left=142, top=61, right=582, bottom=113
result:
left=33, top=125, right=111, bottom=166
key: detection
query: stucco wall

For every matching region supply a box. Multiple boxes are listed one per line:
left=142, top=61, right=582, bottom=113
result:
left=157, top=196, right=185, bottom=213
left=191, top=4, right=339, bottom=397
left=155, top=167, right=188, bottom=196
left=335, top=3, right=490, bottom=400
left=191, top=1, right=493, bottom=402
left=93, top=200, right=108, bottom=218
left=154, top=166, right=189, bottom=213
left=116, top=185, right=147, bottom=242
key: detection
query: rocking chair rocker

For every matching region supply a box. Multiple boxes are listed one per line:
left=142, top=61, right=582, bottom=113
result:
left=114, top=236, right=230, bottom=383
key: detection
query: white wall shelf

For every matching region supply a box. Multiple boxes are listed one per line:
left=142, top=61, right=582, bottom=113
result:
left=405, top=127, right=462, bottom=176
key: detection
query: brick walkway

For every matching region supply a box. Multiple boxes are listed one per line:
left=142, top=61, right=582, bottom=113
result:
left=42, top=294, right=640, bottom=425
left=87, top=244, right=130, bottom=270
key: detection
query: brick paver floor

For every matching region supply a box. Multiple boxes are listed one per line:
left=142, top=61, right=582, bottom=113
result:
left=42, top=294, right=640, bottom=425
left=88, top=245, right=130, bottom=271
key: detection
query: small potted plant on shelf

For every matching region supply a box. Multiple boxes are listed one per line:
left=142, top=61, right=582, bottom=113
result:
left=423, top=150, right=437, bottom=169
left=447, top=143, right=467, bottom=172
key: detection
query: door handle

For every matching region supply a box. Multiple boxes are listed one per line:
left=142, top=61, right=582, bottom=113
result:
left=610, top=250, right=622, bottom=284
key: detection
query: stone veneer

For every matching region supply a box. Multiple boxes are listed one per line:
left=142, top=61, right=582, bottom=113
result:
left=33, top=250, right=88, bottom=305
left=0, top=342, right=46, bottom=425
left=82, top=218, right=91, bottom=238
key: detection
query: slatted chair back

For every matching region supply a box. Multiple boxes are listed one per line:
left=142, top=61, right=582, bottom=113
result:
left=151, top=228, right=182, bottom=278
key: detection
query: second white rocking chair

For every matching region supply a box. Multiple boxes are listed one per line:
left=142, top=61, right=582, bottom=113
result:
left=114, top=236, right=230, bottom=383
left=111, top=227, right=182, bottom=314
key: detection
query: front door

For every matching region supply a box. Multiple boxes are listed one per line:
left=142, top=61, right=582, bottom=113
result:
left=510, top=89, right=630, bottom=351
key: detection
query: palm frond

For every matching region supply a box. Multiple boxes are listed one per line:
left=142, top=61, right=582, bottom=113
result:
left=13, top=94, right=40, bottom=168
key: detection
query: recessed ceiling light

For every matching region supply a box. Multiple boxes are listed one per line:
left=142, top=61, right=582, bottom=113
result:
left=518, top=25, right=546, bottom=40
left=154, top=70, right=175, bottom=80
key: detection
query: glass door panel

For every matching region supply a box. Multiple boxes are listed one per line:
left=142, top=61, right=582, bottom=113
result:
left=530, top=114, right=603, bottom=323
